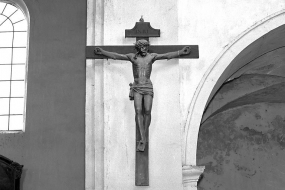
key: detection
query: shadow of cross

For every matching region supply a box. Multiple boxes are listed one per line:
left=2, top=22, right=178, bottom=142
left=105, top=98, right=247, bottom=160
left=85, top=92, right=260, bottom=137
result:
left=87, top=17, right=199, bottom=187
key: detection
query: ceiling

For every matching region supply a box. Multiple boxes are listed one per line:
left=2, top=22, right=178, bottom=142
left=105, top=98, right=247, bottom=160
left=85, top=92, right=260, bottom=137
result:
left=202, top=24, right=285, bottom=123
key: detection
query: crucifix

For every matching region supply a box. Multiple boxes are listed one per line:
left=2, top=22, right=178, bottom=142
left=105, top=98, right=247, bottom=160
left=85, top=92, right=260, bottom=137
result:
left=87, top=17, right=199, bottom=186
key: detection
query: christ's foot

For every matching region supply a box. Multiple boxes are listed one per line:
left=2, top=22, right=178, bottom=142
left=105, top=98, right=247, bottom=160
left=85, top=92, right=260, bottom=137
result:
left=136, top=140, right=146, bottom=152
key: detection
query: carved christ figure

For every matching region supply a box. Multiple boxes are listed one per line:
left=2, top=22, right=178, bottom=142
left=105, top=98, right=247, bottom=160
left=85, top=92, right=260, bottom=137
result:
left=94, top=39, right=191, bottom=152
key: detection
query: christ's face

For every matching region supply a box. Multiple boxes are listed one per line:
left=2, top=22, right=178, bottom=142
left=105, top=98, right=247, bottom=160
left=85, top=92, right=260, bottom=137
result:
left=139, top=46, right=148, bottom=56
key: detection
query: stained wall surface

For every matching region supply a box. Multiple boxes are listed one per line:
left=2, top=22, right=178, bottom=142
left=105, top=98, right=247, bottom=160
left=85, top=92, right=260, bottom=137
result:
left=0, top=0, right=86, bottom=189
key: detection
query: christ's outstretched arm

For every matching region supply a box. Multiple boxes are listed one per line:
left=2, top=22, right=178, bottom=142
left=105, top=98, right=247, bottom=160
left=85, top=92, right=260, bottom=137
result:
left=153, top=46, right=191, bottom=61
left=94, top=47, right=132, bottom=60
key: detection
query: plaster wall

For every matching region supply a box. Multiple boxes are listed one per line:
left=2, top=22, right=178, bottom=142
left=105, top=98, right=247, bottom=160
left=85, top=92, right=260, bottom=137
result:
left=90, top=0, right=285, bottom=189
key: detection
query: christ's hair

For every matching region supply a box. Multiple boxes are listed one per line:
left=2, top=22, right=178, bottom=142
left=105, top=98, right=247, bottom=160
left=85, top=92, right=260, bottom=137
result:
left=134, top=39, right=149, bottom=51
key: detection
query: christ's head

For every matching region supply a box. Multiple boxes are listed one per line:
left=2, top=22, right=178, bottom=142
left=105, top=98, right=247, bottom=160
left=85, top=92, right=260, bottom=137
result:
left=135, top=39, right=149, bottom=56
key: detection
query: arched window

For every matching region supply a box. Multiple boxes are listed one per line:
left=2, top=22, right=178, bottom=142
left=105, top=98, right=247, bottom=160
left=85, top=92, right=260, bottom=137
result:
left=0, top=1, right=28, bottom=131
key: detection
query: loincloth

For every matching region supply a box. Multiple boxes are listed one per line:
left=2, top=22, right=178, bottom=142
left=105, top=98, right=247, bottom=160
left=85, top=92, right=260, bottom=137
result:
left=129, top=81, right=154, bottom=100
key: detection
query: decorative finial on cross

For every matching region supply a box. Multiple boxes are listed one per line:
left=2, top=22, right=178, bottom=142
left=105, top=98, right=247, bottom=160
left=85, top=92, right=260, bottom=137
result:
left=139, top=15, right=144, bottom=22
left=125, top=17, right=160, bottom=41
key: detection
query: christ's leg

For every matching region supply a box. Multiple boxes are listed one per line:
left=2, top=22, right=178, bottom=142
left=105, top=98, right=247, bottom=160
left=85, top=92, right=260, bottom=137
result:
left=143, top=95, right=153, bottom=141
left=134, top=92, right=145, bottom=151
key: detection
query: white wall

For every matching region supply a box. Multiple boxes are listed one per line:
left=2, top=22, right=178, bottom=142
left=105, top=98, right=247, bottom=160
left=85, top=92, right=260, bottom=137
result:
left=89, top=0, right=285, bottom=189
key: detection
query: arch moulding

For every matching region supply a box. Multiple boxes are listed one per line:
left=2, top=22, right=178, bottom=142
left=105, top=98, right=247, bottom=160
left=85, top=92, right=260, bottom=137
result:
left=182, top=9, right=285, bottom=169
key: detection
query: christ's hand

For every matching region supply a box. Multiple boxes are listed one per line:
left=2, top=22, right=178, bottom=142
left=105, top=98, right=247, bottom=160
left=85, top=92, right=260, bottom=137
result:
left=94, top=47, right=103, bottom=55
left=181, top=46, right=191, bottom=55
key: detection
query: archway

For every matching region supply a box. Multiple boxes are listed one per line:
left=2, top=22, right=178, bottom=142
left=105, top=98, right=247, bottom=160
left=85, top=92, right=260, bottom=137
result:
left=197, top=23, right=285, bottom=189
left=183, top=9, right=285, bottom=167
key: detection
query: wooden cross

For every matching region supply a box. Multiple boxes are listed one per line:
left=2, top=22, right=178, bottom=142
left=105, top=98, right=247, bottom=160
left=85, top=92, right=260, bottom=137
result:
left=87, top=17, right=199, bottom=186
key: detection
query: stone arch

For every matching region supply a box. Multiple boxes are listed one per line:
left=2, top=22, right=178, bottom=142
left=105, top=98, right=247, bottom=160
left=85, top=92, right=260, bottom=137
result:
left=182, top=9, right=285, bottom=166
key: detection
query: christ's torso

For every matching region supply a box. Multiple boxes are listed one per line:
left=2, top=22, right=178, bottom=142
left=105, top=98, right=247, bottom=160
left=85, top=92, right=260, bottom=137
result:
left=131, top=53, right=154, bottom=84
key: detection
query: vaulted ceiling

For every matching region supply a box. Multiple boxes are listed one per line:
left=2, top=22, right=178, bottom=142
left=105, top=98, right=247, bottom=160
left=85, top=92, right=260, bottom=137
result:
left=197, top=24, right=285, bottom=190
left=203, top=25, right=285, bottom=123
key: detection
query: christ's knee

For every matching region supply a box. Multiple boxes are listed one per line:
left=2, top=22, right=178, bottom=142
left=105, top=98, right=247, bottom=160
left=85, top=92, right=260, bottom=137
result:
left=135, top=108, right=143, bottom=115
left=144, top=109, right=151, bottom=116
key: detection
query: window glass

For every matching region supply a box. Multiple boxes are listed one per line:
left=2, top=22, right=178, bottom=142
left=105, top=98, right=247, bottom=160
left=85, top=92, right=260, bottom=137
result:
left=0, top=48, right=12, bottom=64
left=14, top=19, right=27, bottom=31
left=13, top=48, right=27, bottom=63
left=2, top=4, right=17, bottom=17
left=12, top=65, right=26, bottom=80
left=10, top=98, right=24, bottom=114
left=0, top=32, right=13, bottom=47
left=0, top=3, right=6, bottom=12
left=0, top=98, right=9, bottom=115
left=0, top=82, right=10, bottom=97
left=9, top=115, right=23, bottom=130
left=11, top=81, right=25, bottom=97
left=13, top=32, right=27, bottom=47
left=9, top=9, right=25, bottom=23
left=0, top=65, right=12, bottom=80
left=0, top=116, right=8, bottom=130
left=0, top=16, right=12, bottom=31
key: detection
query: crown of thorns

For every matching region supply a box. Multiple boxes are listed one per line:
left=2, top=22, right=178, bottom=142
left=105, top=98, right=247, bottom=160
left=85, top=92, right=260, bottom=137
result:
left=134, top=39, right=149, bottom=50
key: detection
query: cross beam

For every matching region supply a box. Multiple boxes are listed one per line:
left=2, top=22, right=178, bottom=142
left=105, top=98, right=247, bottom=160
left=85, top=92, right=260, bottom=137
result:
left=86, top=45, right=199, bottom=59
left=90, top=17, right=199, bottom=186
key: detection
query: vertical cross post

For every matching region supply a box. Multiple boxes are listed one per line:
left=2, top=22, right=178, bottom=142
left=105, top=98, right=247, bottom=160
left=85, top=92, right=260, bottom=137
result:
left=125, top=16, right=160, bottom=186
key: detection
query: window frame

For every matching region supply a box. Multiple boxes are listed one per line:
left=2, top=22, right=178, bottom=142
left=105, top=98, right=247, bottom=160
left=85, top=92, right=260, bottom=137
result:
left=0, top=0, right=29, bottom=132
